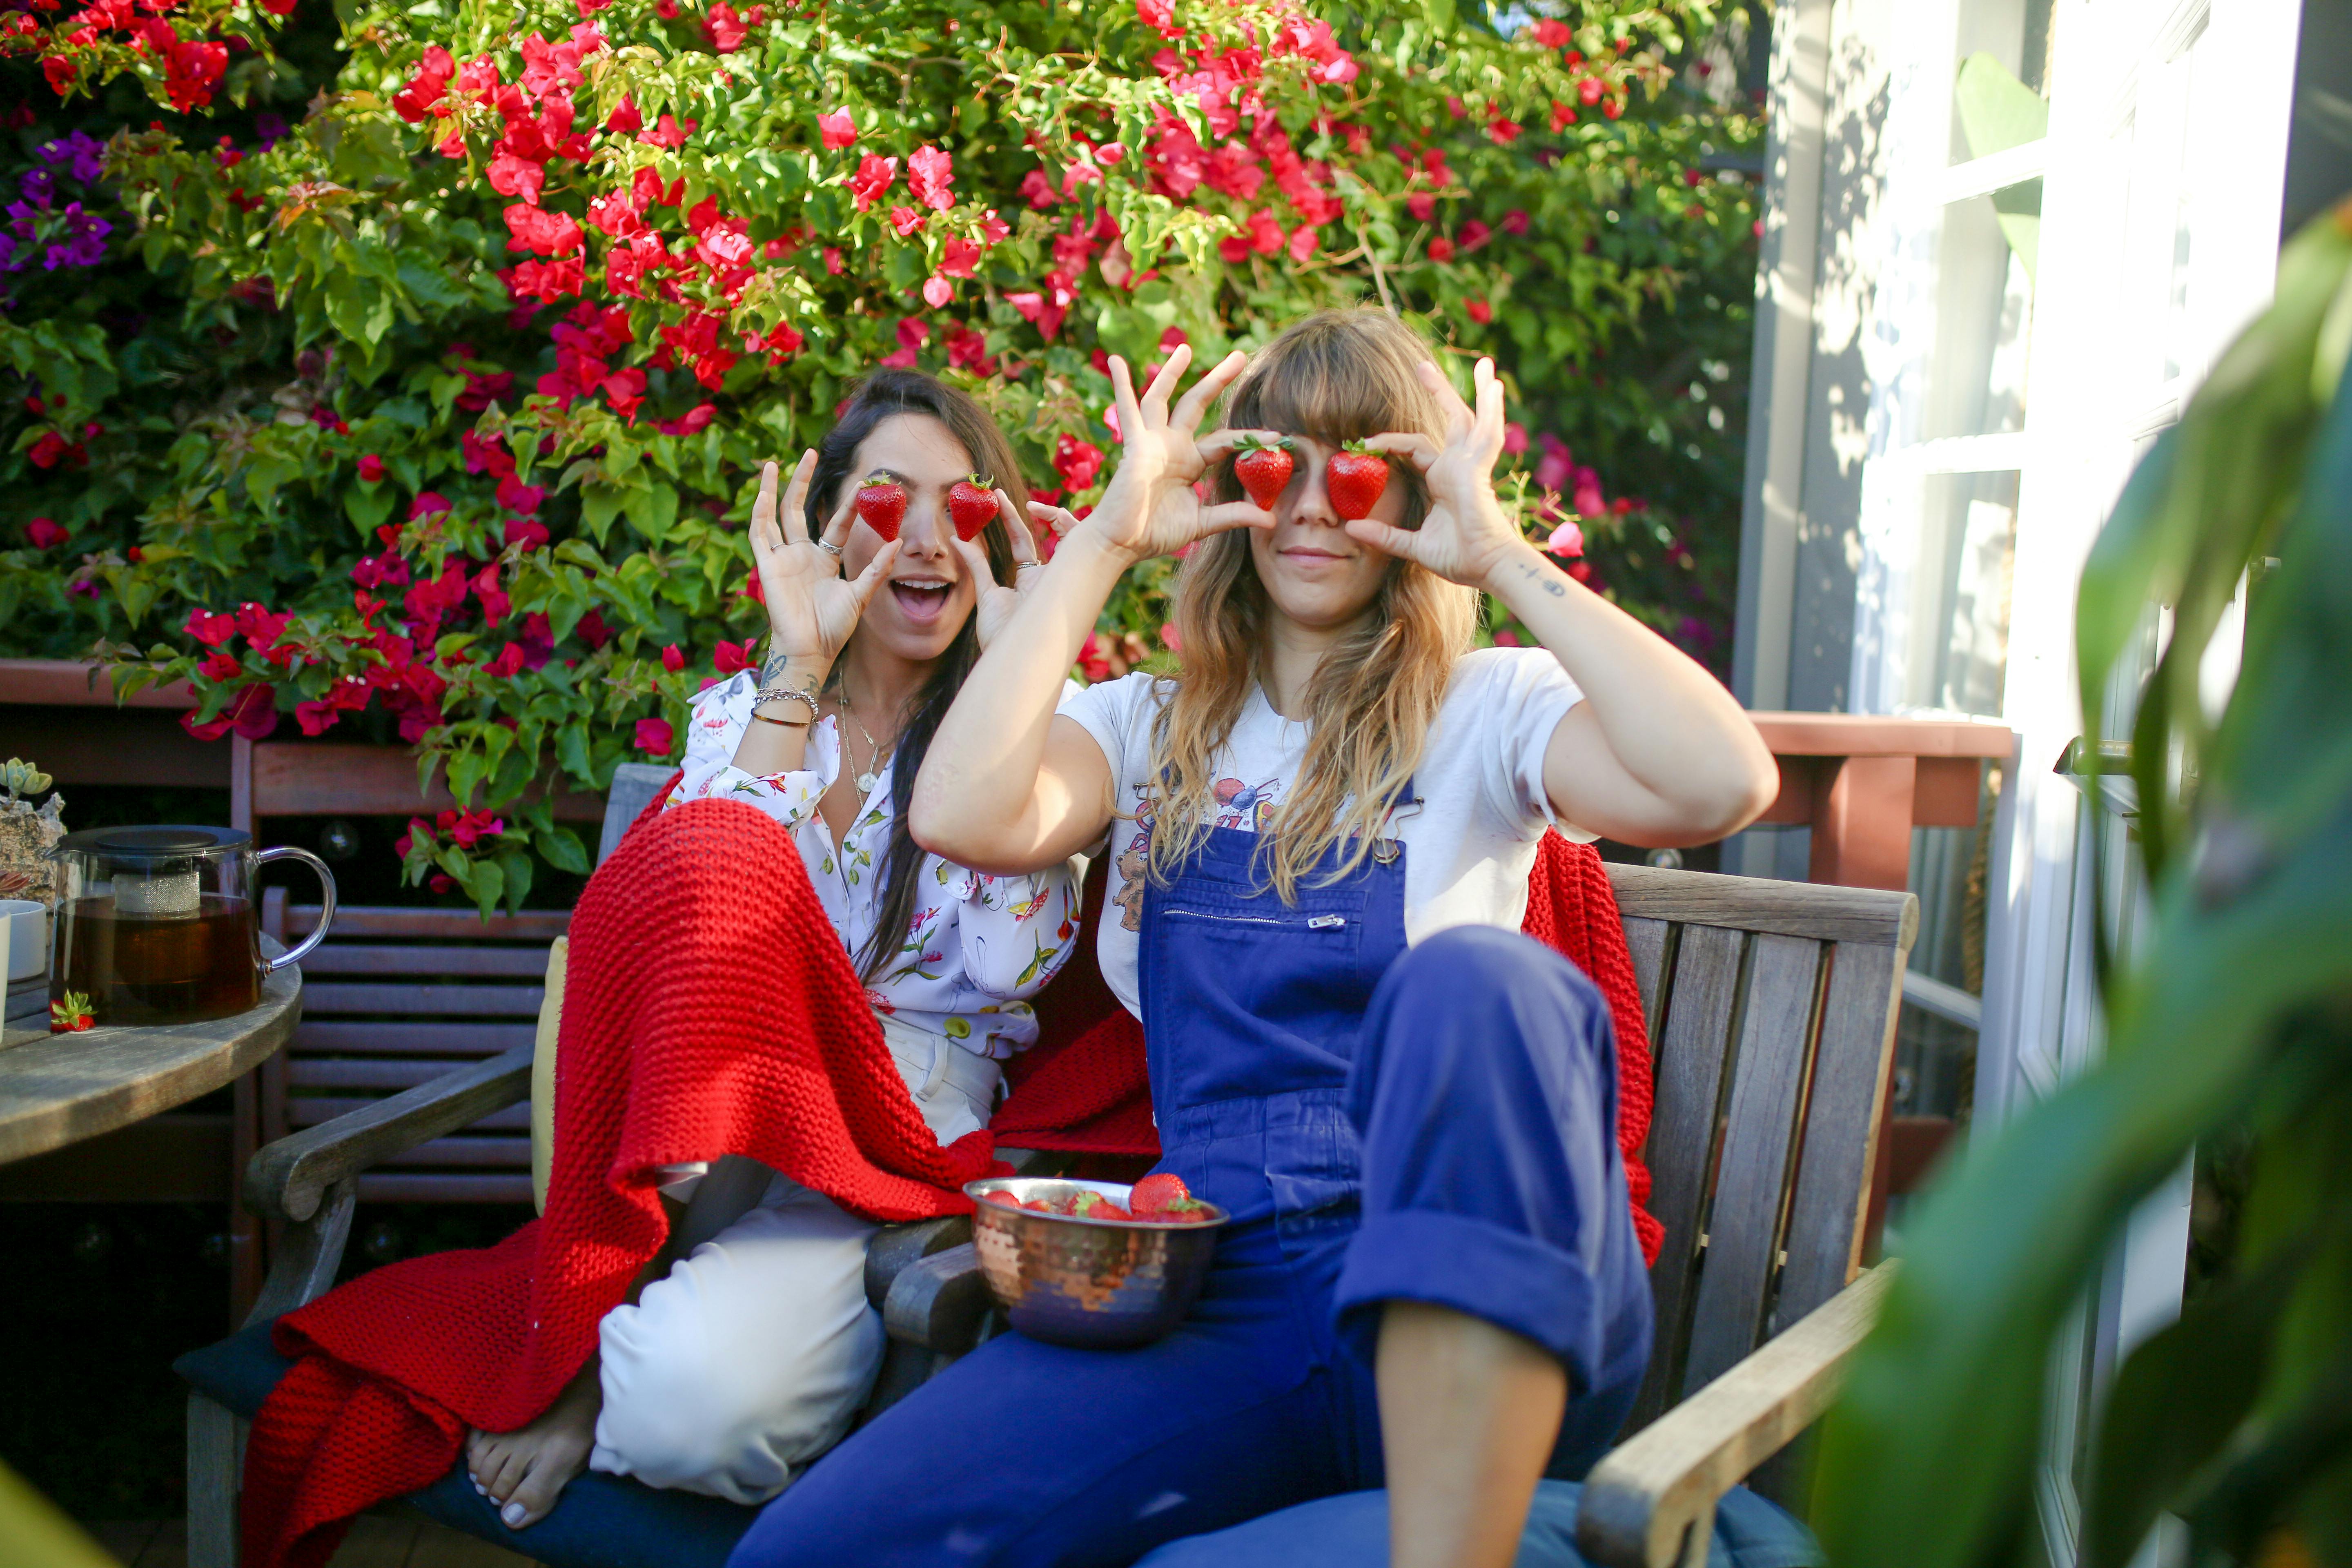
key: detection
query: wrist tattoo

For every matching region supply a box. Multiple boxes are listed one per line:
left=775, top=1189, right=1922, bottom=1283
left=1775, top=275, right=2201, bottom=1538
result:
left=757, top=651, right=820, bottom=692
left=1515, top=559, right=1567, bottom=598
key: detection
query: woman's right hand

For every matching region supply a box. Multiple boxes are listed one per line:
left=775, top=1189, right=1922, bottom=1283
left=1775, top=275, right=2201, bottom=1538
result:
left=1075, top=346, right=1281, bottom=564
left=750, top=452, right=901, bottom=670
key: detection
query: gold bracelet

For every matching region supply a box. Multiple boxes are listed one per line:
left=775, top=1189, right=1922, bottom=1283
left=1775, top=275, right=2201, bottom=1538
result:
left=750, top=708, right=811, bottom=728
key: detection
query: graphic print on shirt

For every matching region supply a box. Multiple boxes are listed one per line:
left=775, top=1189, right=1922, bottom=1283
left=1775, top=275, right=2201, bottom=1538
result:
left=1111, top=775, right=1287, bottom=931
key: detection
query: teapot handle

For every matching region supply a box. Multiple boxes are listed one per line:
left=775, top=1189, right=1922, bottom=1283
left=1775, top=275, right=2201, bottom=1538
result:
left=254, top=846, right=339, bottom=973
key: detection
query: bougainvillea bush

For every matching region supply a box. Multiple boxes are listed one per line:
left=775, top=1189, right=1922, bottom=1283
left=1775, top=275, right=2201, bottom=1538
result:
left=0, top=0, right=1760, bottom=911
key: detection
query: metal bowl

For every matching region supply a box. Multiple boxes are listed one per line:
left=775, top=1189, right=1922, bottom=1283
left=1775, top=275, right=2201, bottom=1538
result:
left=963, top=1176, right=1231, bottom=1349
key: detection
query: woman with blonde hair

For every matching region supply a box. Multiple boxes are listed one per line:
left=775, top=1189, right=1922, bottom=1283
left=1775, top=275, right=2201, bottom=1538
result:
left=723, top=310, right=1777, bottom=1568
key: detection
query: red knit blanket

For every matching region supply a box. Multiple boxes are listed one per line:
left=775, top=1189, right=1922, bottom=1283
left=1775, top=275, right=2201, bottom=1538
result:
left=243, top=800, right=998, bottom=1568
left=243, top=802, right=1659, bottom=1568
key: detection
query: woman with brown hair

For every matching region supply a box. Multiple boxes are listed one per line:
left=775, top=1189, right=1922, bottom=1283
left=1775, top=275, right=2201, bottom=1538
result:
left=722, top=310, right=1776, bottom=1568
left=463, top=369, right=1084, bottom=1528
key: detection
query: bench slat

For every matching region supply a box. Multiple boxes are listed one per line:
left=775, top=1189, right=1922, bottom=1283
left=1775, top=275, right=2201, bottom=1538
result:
left=299, top=982, right=546, bottom=1018
left=1605, top=866, right=1914, bottom=947
left=290, top=1098, right=532, bottom=1131
left=1679, top=934, right=1823, bottom=1401
left=295, top=945, right=552, bottom=978
left=1778, top=941, right=1907, bottom=1325
left=1628, top=922, right=1747, bottom=1432
left=291, top=1022, right=540, bottom=1056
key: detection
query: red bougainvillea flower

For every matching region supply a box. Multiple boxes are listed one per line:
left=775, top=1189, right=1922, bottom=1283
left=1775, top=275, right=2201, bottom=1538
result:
left=182, top=682, right=278, bottom=742
left=1054, top=432, right=1105, bottom=492
left=184, top=607, right=238, bottom=646
left=1503, top=208, right=1531, bottom=235
left=1531, top=19, right=1572, bottom=46
left=660, top=644, right=685, bottom=673
left=1467, top=299, right=1492, bottom=324
left=1503, top=422, right=1528, bottom=454
left=635, top=717, right=675, bottom=755
left=29, top=431, right=69, bottom=468
left=358, top=454, right=386, bottom=482
left=702, top=0, right=747, bottom=53
left=818, top=109, right=856, bottom=149
left=1547, top=520, right=1586, bottom=558
left=1428, top=236, right=1456, bottom=263
left=27, top=517, right=67, bottom=549
left=715, top=638, right=756, bottom=675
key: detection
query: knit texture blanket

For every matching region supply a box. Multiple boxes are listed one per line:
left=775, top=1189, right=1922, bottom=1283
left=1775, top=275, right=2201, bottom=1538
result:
left=994, top=831, right=1663, bottom=1265
left=241, top=799, right=998, bottom=1568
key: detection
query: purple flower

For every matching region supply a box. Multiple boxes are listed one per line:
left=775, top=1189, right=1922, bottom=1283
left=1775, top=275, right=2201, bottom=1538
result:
left=0, top=234, right=18, bottom=275
left=19, top=169, right=54, bottom=208
left=253, top=113, right=288, bottom=151
left=36, top=132, right=107, bottom=185
left=44, top=205, right=110, bottom=271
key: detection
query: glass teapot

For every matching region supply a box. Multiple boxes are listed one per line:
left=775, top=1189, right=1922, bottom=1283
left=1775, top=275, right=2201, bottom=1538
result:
left=47, top=825, right=337, bottom=1028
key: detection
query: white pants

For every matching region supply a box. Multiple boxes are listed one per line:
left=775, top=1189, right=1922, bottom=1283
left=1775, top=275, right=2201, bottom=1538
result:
left=588, top=1018, right=998, bottom=1504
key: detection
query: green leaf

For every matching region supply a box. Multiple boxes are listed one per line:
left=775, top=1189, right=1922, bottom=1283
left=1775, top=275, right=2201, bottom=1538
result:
left=496, top=847, right=534, bottom=913
left=2084, top=1238, right=2309, bottom=1568
left=467, top=856, right=505, bottom=920
left=538, top=824, right=590, bottom=875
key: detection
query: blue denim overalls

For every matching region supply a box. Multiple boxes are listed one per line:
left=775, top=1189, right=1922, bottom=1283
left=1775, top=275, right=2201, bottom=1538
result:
left=731, top=813, right=1654, bottom=1568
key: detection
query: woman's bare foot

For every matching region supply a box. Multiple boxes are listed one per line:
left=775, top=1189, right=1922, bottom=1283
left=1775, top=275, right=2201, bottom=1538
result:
left=466, top=1359, right=602, bottom=1531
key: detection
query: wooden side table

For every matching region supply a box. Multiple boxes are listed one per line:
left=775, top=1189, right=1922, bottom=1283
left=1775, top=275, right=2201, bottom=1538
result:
left=1747, top=713, right=2016, bottom=893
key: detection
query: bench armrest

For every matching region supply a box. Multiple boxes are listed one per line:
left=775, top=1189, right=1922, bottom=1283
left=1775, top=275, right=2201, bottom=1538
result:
left=883, top=1243, right=994, bottom=1356
left=247, top=1045, right=535, bottom=1224
left=1576, top=1262, right=1897, bottom=1568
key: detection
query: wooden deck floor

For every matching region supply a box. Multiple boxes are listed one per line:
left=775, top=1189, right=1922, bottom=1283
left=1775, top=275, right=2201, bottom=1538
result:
left=92, top=1515, right=541, bottom=1568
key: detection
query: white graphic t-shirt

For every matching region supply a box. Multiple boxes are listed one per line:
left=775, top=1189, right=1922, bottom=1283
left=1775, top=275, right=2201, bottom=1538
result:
left=1059, top=646, right=1592, bottom=1020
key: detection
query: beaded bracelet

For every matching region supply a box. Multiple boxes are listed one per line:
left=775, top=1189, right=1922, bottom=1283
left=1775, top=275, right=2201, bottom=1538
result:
left=751, top=687, right=820, bottom=726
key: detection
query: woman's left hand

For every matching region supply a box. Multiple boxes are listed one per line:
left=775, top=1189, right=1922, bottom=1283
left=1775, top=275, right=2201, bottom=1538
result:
left=1346, top=356, right=1532, bottom=592
left=956, top=492, right=1068, bottom=652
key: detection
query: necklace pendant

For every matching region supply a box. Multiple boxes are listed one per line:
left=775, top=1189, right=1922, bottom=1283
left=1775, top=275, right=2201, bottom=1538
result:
left=856, top=771, right=880, bottom=795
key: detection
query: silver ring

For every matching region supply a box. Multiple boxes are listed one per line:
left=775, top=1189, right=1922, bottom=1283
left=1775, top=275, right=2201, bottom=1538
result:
left=815, top=539, right=843, bottom=559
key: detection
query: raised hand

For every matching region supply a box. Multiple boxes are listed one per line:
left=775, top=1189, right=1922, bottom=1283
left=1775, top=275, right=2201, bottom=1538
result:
left=1344, top=357, right=1529, bottom=592
left=749, top=452, right=901, bottom=673
left=954, top=490, right=1066, bottom=651
left=1072, top=345, right=1282, bottom=564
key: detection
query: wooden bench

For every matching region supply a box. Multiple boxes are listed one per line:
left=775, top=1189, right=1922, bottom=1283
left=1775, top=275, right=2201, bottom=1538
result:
left=185, top=861, right=1915, bottom=1568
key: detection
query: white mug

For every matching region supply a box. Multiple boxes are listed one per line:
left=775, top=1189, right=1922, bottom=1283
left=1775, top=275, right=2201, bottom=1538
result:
left=2, top=899, right=47, bottom=984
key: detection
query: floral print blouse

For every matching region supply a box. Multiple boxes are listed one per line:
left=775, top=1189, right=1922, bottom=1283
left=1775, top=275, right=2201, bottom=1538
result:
left=664, top=670, right=1083, bottom=1060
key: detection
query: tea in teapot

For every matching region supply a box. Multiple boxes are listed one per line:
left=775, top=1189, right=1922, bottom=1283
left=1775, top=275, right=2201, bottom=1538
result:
left=48, top=826, right=336, bottom=1028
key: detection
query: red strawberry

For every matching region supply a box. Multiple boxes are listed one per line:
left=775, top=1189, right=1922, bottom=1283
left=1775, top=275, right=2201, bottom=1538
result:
left=1129, top=1172, right=1193, bottom=1216
left=49, top=991, right=95, bottom=1033
left=984, top=1188, right=1026, bottom=1207
left=1232, top=439, right=1294, bottom=510
left=1022, top=1198, right=1056, bottom=1212
left=854, top=477, right=907, bottom=541
left=1325, top=443, right=1390, bottom=521
left=1069, top=1190, right=1131, bottom=1221
left=1162, top=1204, right=1213, bottom=1225
left=947, top=478, right=997, bottom=541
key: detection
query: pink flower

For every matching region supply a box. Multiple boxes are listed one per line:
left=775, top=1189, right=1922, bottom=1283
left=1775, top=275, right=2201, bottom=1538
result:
left=411, top=491, right=452, bottom=519
left=889, top=205, right=926, bottom=238
left=1466, top=299, right=1492, bottom=325
left=635, top=717, right=676, bottom=755
left=660, top=644, right=685, bottom=673
left=715, top=638, right=755, bottom=675
left=823, top=247, right=844, bottom=275
left=1488, top=118, right=1521, bottom=145
left=1503, top=208, right=1530, bottom=235
left=818, top=110, right=857, bottom=149
left=908, top=144, right=954, bottom=210
left=851, top=154, right=899, bottom=211
left=922, top=275, right=953, bottom=307
left=1531, top=19, right=1571, bottom=46
left=1405, top=192, right=1436, bottom=223
left=1428, top=236, right=1456, bottom=263
left=1054, top=432, right=1105, bottom=491
left=1546, top=520, right=1586, bottom=558
left=181, top=683, right=279, bottom=743
left=1136, top=0, right=1180, bottom=38
left=185, top=608, right=239, bottom=647
left=27, top=517, right=67, bottom=549
left=1503, top=422, right=1528, bottom=455
left=358, top=454, right=385, bottom=483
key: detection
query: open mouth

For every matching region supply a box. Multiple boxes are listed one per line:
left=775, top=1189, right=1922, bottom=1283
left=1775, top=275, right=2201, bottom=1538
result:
left=891, top=578, right=953, bottom=622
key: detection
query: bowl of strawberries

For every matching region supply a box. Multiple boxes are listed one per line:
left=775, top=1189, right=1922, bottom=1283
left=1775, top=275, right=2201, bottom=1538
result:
left=962, top=1172, right=1230, bottom=1349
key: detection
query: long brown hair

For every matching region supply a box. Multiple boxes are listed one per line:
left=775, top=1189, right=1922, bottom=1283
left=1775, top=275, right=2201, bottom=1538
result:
left=804, top=369, right=1027, bottom=981
left=1146, top=310, right=1478, bottom=900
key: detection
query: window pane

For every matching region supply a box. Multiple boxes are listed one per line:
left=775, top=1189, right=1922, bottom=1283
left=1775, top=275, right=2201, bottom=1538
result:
left=1908, top=470, right=2019, bottom=717
left=1949, top=0, right=2054, bottom=165
left=1924, top=185, right=2037, bottom=439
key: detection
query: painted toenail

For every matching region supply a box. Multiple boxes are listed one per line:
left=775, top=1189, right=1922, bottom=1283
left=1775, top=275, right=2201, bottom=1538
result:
left=502, top=1503, right=527, bottom=1526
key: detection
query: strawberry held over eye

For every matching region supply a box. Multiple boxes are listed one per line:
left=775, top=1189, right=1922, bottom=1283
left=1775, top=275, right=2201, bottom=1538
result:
left=854, top=477, right=907, bottom=542
left=1232, top=438, right=1295, bottom=510
left=1325, top=443, right=1390, bottom=521
left=947, top=478, right=997, bottom=541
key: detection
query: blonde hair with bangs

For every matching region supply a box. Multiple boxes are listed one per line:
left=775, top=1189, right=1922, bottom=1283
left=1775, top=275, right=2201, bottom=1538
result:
left=1145, top=309, right=1479, bottom=900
